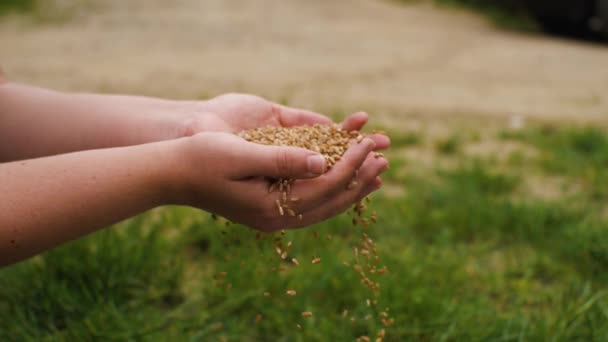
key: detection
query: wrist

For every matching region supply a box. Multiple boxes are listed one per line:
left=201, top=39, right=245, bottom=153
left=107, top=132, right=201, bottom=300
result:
left=154, top=136, right=198, bottom=206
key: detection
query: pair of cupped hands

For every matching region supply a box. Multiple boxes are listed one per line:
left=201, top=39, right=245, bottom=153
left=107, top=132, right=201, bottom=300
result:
left=170, top=94, right=390, bottom=232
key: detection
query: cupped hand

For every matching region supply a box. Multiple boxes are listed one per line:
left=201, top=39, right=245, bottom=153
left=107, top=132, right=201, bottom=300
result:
left=169, top=131, right=388, bottom=232
left=181, top=93, right=331, bottom=133
left=180, top=93, right=390, bottom=150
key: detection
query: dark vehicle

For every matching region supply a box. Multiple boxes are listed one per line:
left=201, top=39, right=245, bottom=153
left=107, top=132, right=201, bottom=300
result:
left=526, top=0, right=608, bottom=39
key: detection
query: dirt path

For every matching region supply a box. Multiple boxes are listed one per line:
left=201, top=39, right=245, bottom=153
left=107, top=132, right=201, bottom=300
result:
left=1, top=0, right=607, bottom=122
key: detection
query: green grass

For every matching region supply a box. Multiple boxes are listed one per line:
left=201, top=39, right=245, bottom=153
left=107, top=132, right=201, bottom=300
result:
left=2, top=125, right=608, bottom=340
left=502, top=126, right=608, bottom=200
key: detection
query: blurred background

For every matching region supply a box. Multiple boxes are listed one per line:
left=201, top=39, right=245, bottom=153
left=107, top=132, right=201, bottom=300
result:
left=1, top=0, right=608, bottom=341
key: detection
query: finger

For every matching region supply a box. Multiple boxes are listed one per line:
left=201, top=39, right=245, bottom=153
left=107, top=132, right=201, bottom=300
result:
left=301, top=182, right=381, bottom=227
left=318, top=138, right=377, bottom=193
left=341, top=112, right=368, bottom=131
left=248, top=157, right=387, bottom=231
left=288, top=140, right=380, bottom=212
left=366, top=133, right=391, bottom=151
left=285, top=169, right=385, bottom=229
left=276, top=104, right=333, bottom=127
left=232, top=141, right=327, bottom=179
left=298, top=157, right=387, bottom=226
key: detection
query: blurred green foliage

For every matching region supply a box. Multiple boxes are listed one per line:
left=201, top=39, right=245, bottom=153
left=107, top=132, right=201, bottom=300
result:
left=0, top=0, right=38, bottom=16
left=400, top=0, right=538, bottom=31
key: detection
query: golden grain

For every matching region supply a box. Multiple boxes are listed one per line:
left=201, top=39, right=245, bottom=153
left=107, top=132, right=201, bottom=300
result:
left=238, top=124, right=362, bottom=218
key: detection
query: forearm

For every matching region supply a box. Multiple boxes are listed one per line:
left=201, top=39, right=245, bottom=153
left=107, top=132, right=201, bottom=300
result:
left=0, top=82, right=189, bottom=161
left=0, top=140, right=180, bottom=266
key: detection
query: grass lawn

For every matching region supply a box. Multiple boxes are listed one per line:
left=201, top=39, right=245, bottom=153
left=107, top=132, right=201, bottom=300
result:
left=2, top=117, right=608, bottom=341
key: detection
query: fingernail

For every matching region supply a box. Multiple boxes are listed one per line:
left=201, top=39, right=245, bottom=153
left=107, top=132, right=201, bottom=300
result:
left=307, top=155, right=326, bottom=175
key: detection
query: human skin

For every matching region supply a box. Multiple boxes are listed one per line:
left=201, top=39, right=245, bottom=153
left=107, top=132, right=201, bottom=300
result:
left=0, top=80, right=390, bottom=267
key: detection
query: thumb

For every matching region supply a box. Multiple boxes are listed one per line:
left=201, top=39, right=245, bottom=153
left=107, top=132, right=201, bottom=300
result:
left=237, top=143, right=327, bottom=179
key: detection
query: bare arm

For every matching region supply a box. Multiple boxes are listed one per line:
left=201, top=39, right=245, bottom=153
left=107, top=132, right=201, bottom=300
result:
left=0, top=77, right=389, bottom=163
left=0, top=140, right=175, bottom=266
left=0, top=82, right=187, bottom=161
left=0, top=131, right=388, bottom=267
left=0, top=77, right=390, bottom=267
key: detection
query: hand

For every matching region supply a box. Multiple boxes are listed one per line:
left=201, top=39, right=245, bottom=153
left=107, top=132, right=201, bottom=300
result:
left=180, top=93, right=391, bottom=148
left=168, top=131, right=388, bottom=232
left=181, top=93, right=332, bottom=133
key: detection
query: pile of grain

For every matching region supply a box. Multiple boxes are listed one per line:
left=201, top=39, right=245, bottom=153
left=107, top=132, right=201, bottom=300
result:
left=238, top=124, right=365, bottom=220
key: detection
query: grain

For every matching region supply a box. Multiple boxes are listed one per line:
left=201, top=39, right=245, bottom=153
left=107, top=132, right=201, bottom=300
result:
left=238, top=124, right=362, bottom=218
left=301, top=311, right=313, bottom=318
left=286, top=289, right=297, bottom=296
left=377, top=329, right=386, bottom=338
left=276, top=200, right=284, bottom=216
